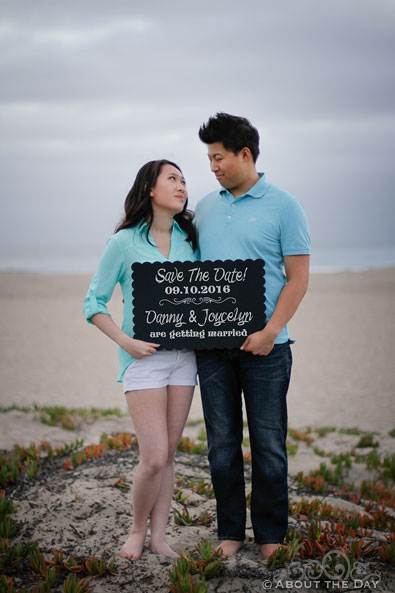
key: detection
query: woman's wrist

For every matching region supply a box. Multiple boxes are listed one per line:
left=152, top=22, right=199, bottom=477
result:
left=118, top=333, right=133, bottom=350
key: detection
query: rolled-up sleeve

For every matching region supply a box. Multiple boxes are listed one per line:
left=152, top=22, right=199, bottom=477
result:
left=83, top=236, right=125, bottom=323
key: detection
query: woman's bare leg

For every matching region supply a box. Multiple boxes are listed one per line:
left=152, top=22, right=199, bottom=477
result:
left=120, top=387, right=168, bottom=560
left=149, top=385, right=194, bottom=556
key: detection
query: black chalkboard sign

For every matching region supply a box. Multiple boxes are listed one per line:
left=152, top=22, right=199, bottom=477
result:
left=132, top=259, right=265, bottom=350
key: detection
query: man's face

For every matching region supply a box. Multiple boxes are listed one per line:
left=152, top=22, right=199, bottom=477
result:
left=207, top=142, right=246, bottom=191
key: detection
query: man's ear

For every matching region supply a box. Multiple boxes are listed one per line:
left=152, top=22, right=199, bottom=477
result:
left=241, top=147, right=252, bottom=162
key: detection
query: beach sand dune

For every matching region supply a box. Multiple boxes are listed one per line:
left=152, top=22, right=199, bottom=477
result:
left=3, top=428, right=395, bottom=592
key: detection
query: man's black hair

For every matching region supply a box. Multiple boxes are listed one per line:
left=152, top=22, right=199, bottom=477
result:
left=198, top=112, right=260, bottom=163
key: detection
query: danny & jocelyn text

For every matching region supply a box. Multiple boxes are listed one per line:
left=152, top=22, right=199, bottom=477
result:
left=144, top=307, right=253, bottom=328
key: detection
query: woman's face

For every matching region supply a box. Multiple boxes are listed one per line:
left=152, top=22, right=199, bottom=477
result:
left=150, top=164, right=188, bottom=216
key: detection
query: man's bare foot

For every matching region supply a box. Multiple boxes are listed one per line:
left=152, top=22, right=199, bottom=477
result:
left=148, top=540, right=179, bottom=558
left=216, top=540, right=244, bottom=557
left=260, top=543, right=280, bottom=560
left=120, top=528, right=147, bottom=560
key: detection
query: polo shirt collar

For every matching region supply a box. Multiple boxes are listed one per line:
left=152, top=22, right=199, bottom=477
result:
left=219, top=172, right=270, bottom=199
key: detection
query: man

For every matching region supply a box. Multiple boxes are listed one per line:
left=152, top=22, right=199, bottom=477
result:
left=194, top=113, right=310, bottom=560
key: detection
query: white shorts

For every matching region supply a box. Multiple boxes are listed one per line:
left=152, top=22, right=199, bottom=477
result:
left=123, top=350, right=197, bottom=393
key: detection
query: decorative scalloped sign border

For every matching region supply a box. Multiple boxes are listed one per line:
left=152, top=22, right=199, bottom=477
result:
left=132, top=259, right=266, bottom=350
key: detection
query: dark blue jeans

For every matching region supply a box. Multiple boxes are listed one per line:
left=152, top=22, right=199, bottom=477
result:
left=196, top=343, right=292, bottom=544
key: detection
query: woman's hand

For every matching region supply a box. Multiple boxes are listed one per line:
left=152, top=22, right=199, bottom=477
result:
left=90, top=313, right=160, bottom=359
left=121, top=337, right=160, bottom=359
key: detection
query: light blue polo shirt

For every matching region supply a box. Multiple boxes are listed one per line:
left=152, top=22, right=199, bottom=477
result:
left=194, top=173, right=310, bottom=344
left=83, top=221, right=198, bottom=381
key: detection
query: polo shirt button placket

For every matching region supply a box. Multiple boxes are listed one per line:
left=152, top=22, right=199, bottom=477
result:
left=227, top=201, right=236, bottom=223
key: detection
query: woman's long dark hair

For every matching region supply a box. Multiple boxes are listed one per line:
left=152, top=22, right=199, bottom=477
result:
left=115, top=160, right=197, bottom=251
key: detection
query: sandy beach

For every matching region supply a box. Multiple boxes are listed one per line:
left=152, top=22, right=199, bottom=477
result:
left=1, top=268, right=394, bottom=435
left=1, top=269, right=394, bottom=592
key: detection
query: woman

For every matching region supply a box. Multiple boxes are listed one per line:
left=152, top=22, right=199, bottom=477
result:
left=83, top=160, right=198, bottom=560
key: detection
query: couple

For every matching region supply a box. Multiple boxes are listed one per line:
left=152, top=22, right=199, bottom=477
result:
left=83, top=113, right=310, bottom=562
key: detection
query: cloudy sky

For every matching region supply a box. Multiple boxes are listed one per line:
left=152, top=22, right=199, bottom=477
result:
left=1, top=0, right=394, bottom=262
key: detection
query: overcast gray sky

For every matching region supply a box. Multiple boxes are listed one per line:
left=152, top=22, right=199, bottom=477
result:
left=1, top=0, right=394, bottom=254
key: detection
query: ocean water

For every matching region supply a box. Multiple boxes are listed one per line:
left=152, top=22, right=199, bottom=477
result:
left=309, top=246, right=395, bottom=273
left=0, top=244, right=395, bottom=274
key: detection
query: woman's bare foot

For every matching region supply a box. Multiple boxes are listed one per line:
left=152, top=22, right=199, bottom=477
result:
left=216, top=540, right=244, bottom=557
left=260, top=543, right=280, bottom=560
left=149, top=540, right=179, bottom=558
left=120, top=528, right=147, bottom=560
